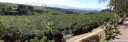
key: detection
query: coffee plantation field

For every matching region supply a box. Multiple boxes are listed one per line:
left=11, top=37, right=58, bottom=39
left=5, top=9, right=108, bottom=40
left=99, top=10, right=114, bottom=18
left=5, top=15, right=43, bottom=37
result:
left=0, top=12, right=113, bottom=42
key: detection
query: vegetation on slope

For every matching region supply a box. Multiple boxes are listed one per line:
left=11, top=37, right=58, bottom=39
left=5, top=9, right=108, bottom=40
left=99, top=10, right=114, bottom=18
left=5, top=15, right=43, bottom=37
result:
left=0, top=2, right=114, bottom=42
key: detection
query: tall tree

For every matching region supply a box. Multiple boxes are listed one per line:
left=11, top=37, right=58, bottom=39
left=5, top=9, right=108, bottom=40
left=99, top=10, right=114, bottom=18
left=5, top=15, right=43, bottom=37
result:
left=100, top=0, right=128, bottom=23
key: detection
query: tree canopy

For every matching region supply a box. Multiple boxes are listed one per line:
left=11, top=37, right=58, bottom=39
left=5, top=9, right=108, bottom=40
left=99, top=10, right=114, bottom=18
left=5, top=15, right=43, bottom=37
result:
left=100, top=0, right=128, bottom=24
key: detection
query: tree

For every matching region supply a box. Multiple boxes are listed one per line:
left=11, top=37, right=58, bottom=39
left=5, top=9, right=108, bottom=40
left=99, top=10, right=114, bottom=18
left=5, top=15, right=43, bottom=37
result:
left=100, top=0, right=128, bottom=24
left=101, top=8, right=111, bottom=12
left=17, top=4, right=34, bottom=15
left=0, top=4, right=5, bottom=13
left=99, top=0, right=128, bottom=40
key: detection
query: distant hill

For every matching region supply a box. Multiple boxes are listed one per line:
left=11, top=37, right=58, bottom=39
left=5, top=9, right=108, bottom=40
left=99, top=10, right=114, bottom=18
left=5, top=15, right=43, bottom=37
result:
left=44, top=4, right=103, bottom=11
left=0, top=2, right=100, bottom=15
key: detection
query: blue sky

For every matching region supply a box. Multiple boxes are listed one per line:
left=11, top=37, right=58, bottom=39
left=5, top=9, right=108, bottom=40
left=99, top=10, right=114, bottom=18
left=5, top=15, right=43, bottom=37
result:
left=0, top=0, right=109, bottom=9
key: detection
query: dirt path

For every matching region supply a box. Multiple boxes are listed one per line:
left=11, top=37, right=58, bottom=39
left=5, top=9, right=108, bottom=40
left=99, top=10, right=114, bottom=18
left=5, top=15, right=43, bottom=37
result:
left=66, top=21, right=128, bottom=42
left=112, top=21, right=128, bottom=42
left=66, top=27, right=103, bottom=42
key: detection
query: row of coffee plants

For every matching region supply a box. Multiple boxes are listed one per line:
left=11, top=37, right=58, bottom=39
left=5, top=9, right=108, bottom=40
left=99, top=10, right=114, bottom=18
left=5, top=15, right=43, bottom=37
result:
left=0, top=12, right=113, bottom=42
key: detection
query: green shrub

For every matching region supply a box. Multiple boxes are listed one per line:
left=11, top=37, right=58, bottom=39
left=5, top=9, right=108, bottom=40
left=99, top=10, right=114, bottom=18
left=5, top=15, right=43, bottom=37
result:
left=0, top=12, right=113, bottom=42
left=0, top=22, right=4, bottom=39
left=30, top=37, right=40, bottom=42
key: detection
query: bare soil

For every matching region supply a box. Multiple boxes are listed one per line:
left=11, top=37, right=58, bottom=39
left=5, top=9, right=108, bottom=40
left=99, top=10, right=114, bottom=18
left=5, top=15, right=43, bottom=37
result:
left=112, top=21, right=128, bottom=42
left=66, top=21, right=128, bottom=42
left=66, top=28, right=103, bottom=42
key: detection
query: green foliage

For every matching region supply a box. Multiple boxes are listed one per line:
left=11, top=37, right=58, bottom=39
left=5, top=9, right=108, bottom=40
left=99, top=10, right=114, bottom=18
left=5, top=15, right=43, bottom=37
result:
left=0, top=2, right=114, bottom=42
left=0, top=12, right=113, bottom=42
left=100, top=0, right=128, bottom=24
left=30, top=36, right=55, bottom=42
left=46, top=21, right=56, bottom=33
left=0, top=4, right=34, bottom=15
left=101, top=19, right=118, bottom=41
left=40, top=36, right=55, bottom=42
left=47, top=40, right=55, bottom=42
left=17, top=4, right=34, bottom=15
left=91, top=39, right=99, bottom=42
left=0, top=22, right=4, bottom=39
left=40, top=36, right=48, bottom=42
left=30, top=37, right=40, bottom=42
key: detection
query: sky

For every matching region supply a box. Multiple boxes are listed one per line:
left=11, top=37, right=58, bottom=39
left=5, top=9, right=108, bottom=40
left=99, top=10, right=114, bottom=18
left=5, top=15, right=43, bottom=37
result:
left=0, top=0, right=109, bottom=9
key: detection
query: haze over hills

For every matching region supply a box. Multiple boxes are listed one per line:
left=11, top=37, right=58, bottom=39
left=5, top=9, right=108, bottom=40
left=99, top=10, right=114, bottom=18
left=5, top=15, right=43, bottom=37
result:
left=0, top=2, right=104, bottom=11
left=44, top=4, right=105, bottom=11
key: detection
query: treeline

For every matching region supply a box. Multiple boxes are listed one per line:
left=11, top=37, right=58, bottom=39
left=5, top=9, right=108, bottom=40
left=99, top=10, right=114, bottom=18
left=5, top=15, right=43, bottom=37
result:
left=0, top=3, right=80, bottom=15
left=45, top=7, right=78, bottom=14
left=0, top=4, right=34, bottom=15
